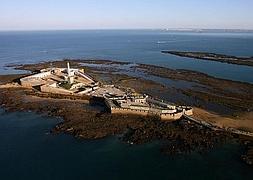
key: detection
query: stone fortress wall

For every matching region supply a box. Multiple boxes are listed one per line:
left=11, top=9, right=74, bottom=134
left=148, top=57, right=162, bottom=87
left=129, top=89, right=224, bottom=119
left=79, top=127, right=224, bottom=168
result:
left=40, top=84, right=74, bottom=95
left=105, top=98, right=193, bottom=121
left=20, top=71, right=52, bottom=87
left=19, top=62, right=194, bottom=121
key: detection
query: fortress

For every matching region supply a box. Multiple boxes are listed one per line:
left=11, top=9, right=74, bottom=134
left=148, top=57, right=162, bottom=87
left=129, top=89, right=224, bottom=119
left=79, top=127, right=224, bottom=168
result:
left=105, top=95, right=193, bottom=121
left=20, top=62, right=98, bottom=95
left=20, top=62, right=193, bottom=121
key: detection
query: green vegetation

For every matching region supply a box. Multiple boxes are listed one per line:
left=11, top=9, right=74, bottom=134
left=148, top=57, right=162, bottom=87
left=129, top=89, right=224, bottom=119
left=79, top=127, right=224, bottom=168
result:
left=59, top=81, right=72, bottom=90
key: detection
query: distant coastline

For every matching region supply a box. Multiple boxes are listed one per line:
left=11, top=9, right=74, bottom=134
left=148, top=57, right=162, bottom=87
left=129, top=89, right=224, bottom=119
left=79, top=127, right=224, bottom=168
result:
left=1, top=28, right=253, bottom=33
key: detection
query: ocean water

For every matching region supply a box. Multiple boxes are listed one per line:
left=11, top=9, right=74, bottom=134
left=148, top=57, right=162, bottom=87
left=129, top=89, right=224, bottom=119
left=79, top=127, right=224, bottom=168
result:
left=1, top=109, right=253, bottom=180
left=1, top=30, right=253, bottom=179
left=0, top=30, right=253, bottom=83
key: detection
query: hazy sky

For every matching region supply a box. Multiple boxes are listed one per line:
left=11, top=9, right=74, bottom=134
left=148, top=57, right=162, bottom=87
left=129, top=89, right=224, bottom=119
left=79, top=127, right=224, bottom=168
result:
left=1, top=0, right=253, bottom=30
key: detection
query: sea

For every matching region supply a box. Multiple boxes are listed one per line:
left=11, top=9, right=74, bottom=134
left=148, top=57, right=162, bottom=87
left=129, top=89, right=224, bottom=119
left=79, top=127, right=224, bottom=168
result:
left=0, top=30, right=253, bottom=180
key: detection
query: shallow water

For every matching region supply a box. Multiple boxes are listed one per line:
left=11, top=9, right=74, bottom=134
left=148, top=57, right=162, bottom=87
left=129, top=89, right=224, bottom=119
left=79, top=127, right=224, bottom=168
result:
left=0, top=30, right=253, bottom=83
left=0, top=109, right=253, bottom=180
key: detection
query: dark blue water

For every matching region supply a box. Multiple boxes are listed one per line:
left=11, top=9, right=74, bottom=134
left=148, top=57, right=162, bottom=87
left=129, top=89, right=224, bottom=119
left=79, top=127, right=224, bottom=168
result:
left=1, top=30, right=253, bottom=179
left=1, top=109, right=253, bottom=180
left=0, top=30, right=253, bottom=83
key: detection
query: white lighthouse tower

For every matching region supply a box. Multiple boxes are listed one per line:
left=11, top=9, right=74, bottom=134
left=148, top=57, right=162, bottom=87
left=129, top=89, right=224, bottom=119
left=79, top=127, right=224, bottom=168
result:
left=67, top=62, right=74, bottom=84
left=67, top=62, right=71, bottom=76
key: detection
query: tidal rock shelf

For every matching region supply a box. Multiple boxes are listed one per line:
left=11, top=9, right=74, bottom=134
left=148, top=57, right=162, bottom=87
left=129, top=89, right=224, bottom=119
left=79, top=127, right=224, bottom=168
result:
left=1, top=60, right=253, bottom=166
left=162, top=50, right=253, bottom=67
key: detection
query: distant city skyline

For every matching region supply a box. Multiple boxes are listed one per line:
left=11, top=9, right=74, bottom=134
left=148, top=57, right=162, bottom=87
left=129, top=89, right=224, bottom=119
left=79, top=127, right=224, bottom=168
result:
left=1, top=0, right=253, bottom=31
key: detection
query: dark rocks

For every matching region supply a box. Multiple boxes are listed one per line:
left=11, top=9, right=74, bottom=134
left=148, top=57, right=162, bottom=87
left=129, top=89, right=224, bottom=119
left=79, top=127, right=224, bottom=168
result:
left=1, top=61, right=253, bottom=167
left=122, top=118, right=231, bottom=155
left=0, top=85, right=231, bottom=156
left=162, top=51, right=253, bottom=67
left=240, top=138, right=253, bottom=166
left=242, top=155, right=253, bottom=165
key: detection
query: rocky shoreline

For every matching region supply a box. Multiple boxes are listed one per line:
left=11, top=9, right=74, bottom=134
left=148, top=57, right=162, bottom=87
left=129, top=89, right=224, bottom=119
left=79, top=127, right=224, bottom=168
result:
left=1, top=59, right=253, bottom=165
left=162, top=50, right=253, bottom=67
left=0, top=83, right=232, bottom=155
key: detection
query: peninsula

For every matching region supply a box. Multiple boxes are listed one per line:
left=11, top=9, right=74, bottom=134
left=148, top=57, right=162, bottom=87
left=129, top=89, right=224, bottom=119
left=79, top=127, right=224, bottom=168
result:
left=161, top=50, right=253, bottom=67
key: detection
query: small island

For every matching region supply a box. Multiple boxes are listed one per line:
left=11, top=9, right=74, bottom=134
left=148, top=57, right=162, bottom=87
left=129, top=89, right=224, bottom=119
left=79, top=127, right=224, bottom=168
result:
left=19, top=62, right=193, bottom=120
left=1, top=59, right=253, bottom=165
left=161, top=50, right=253, bottom=67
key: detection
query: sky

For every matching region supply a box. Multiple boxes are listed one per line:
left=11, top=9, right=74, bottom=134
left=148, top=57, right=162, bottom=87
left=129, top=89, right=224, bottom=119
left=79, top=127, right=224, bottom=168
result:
left=1, top=0, right=253, bottom=30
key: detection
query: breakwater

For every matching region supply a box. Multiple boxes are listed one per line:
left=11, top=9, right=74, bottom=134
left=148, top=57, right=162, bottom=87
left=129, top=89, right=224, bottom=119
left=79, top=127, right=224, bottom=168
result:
left=184, top=115, right=253, bottom=138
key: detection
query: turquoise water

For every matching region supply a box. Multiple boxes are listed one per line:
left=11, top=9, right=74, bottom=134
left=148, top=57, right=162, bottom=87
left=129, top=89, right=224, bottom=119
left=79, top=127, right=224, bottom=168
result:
left=0, top=30, right=253, bottom=83
left=0, top=109, right=253, bottom=180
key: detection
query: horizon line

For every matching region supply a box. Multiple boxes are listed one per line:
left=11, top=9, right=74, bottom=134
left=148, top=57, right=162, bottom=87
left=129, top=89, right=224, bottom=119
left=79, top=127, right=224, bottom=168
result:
left=1, top=28, right=253, bottom=32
